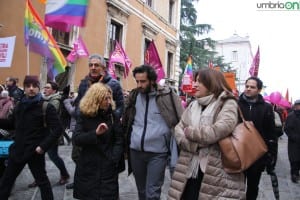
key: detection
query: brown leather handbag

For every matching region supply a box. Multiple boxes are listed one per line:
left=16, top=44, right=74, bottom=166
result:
left=218, top=106, right=268, bottom=173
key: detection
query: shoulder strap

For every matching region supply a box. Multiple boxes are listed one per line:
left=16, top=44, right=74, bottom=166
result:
left=169, top=90, right=179, bottom=122
left=42, top=101, right=49, bottom=128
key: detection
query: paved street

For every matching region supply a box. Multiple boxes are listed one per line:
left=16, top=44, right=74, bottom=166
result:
left=6, top=134, right=300, bottom=200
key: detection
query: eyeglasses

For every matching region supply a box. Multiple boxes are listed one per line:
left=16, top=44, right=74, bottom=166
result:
left=89, top=63, right=101, bottom=67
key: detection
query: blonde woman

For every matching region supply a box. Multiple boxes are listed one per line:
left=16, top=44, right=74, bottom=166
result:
left=73, top=83, right=124, bottom=200
left=168, top=69, right=245, bottom=199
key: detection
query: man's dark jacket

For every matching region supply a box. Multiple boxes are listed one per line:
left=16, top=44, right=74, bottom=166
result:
left=238, top=93, right=276, bottom=168
left=284, top=111, right=300, bottom=162
left=0, top=97, right=63, bottom=163
left=75, top=74, right=124, bottom=119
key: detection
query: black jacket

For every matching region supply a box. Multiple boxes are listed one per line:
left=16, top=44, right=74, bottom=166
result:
left=0, top=97, right=63, bottom=163
left=238, top=93, right=276, bottom=168
left=73, top=108, right=124, bottom=199
left=284, top=111, right=300, bottom=162
left=75, top=74, right=124, bottom=119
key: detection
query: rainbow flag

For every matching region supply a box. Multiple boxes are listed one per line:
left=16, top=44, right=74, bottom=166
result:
left=25, top=0, right=66, bottom=78
left=181, top=56, right=193, bottom=93
left=45, top=0, right=89, bottom=32
left=184, top=56, right=193, bottom=78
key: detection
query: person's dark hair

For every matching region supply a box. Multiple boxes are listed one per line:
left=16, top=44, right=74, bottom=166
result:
left=245, top=76, right=263, bottom=90
left=9, top=77, right=17, bottom=85
left=194, top=68, right=232, bottom=98
left=47, top=81, right=59, bottom=92
left=133, top=64, right=157, bottom=82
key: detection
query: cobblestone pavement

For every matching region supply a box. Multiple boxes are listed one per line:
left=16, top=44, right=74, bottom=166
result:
left=6, top=135, right=300, bottom=200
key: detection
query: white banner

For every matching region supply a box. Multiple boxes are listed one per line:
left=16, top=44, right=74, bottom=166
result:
left=0, top=36, right=16, bottom=67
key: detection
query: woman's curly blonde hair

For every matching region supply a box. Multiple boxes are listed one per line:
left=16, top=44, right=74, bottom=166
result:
left=79, top=83, right=115, bottom=117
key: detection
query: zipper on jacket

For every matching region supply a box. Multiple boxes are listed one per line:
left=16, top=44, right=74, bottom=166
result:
left=141, top=94, right=149, bottom=152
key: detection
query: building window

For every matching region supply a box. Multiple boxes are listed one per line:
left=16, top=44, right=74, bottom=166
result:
left=232, top=50, right=238, bottom=62
left=167, top=51, right=173, bottom=78
left=52, top=29, right=70, bottom=46
left=144, top=39, right=151, bottom=63
left=109, top=20, right=123, bottom=55
left=114, top=64, right=125, bottom=81
left=169, top=0, right=174, bottom=24
left=146, top=0, right=153, bottom=7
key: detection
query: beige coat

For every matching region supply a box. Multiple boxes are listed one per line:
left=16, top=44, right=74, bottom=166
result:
left=168, top=92, right=246, bottom=200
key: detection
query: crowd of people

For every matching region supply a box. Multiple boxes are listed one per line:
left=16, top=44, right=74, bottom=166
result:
left=0, top=53, right=298, bottom=200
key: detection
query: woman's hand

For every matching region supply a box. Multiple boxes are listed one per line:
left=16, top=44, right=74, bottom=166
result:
left=96, top=123, right=108, bottom=135
left=184, top=126, right=192, bottom=138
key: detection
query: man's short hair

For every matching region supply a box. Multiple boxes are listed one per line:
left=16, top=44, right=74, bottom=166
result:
left=132, top=64, right=157, bottom=82
left=47, top=81, right=59, bottom=92
left=88, top=54, right=106, bottom=68
left=9, top=77, right=17, bottom=85
left=245, top=76, right=263, bottom=90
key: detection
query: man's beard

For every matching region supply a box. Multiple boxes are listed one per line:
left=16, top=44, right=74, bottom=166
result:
left=138, top=84, right=152, bottom=94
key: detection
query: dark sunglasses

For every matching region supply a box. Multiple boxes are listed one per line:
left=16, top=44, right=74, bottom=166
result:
left=89, top=63, right=101, bottom=67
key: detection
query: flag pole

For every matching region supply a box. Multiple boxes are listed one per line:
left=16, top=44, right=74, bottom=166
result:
left=26, top=45, right=30, bottom=75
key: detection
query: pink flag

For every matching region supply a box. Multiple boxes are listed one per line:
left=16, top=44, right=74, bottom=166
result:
left=208, top=60, right=214, bottom=69
left=108, top=41, right=132, bottom=78
left=144, top=40, right=165, bottom=82
left=249, top=46, right=260, bottom=77
left=66, top=36, right=89, bottom=63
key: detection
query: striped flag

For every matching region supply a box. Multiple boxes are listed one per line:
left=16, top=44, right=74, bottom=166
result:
left=45, top=0, right=89, bottom=32
left=25, top=0, right=66, bottom=79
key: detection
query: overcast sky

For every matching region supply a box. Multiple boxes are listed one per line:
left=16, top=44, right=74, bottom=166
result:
left=195, top=0, right=300, bottom=101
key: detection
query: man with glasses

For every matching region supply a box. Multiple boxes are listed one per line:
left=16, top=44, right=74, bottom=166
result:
left=66, top=53, right=124, bottom=189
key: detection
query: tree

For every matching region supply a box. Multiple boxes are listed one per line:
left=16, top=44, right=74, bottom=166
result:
left=180, top=0, right=231, bottom=74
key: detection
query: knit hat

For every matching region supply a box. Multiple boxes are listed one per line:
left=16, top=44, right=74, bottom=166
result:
left=23, top=75, right=40, bottom=88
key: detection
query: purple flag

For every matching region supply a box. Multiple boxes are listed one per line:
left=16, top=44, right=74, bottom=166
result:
left=66, top=36, right=89, bottom=63
left=249, top=46, right=260, bottom=77
left=144, top=40, right=165, bottom=82
left=108, top=41, right=132, bottom=78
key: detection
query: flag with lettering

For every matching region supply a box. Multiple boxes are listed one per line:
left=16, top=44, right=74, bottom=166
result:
left=108, top=41, right=132, bottom=78
left=66, top=35, right=89, bottom=63
left=25, top=0, right=66, bottom=79
left=144, top=40, right=165, bottom=82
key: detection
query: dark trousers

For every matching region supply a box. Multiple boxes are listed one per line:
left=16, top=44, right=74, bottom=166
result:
left=0, top=158, right=6, bottom=178
left=130, top=149, right=168, bottom=200
left=47, top=144, right=69, bottom=178
left=290, top=161, right=300, bottom=176
left=245, top=163, right=264, bottom=200
left=0, top=153, right=53, bottom=200
left=181, top=168, right=204, bottom=200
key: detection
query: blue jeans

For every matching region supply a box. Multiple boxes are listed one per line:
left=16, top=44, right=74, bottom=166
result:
left=130, top=149, right=168, bottom=200
left=47, top=144, right=69, bottom=177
